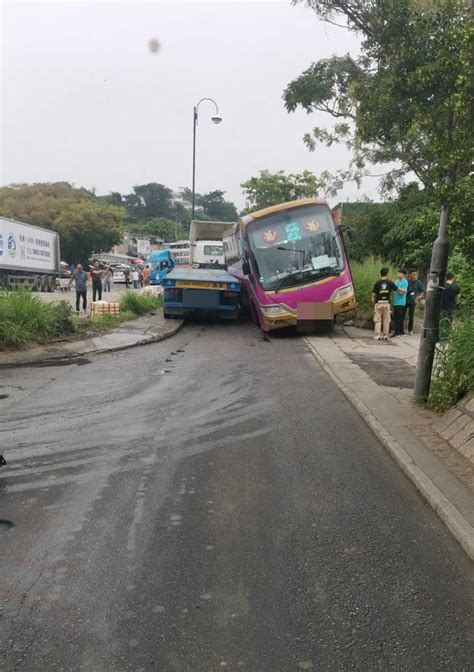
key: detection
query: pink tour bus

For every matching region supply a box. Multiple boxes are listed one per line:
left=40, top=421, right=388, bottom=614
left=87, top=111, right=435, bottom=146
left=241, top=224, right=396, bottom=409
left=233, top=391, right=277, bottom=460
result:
left=223, top=197, right=356, bottom=332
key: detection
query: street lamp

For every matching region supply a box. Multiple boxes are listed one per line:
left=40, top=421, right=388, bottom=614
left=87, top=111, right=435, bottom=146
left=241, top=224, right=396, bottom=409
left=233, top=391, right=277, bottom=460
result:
left=192, top=97, right=222, bottom=219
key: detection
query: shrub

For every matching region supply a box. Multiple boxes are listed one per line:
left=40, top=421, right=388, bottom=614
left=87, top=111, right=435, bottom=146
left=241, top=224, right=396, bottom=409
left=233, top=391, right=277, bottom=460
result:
left=448, top=250, right=474, bottom=310
left=350, top=257, right=397, bottom=315
left=428, top=316, right=474, bottom=412
left=0, top=288, right=75, bottom=350
left=119, top=291, right=162, bottom=316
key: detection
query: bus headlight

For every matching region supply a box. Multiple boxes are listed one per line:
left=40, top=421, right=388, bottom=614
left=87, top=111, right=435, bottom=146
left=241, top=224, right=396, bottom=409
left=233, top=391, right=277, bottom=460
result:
left=333, top=283, right=354, bottom=299
left=262, top=304, right=287, bottom=315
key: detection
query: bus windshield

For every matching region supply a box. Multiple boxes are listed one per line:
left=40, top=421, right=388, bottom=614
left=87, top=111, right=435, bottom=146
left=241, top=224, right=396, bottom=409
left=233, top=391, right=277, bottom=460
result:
left=247, top=204, right=344, bottom=291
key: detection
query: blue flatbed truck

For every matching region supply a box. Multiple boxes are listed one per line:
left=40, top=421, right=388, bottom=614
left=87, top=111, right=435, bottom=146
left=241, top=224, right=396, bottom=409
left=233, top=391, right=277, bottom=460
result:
left=162, top=268, right=241, bottom=320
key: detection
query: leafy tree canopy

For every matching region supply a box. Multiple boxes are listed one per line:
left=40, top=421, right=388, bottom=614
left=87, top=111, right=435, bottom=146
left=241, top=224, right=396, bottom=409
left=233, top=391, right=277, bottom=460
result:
left=285, top=0, right=473, bottom=212
left=241, top=170, right=322, bottom=212
left=0, top=182, right=124, bottom=263
left=101, top=184, right=239, bottom=235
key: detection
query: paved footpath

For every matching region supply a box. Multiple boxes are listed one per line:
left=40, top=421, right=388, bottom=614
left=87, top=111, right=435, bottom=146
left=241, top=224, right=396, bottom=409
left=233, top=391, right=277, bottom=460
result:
left=306, top=326, right=474, bottom=559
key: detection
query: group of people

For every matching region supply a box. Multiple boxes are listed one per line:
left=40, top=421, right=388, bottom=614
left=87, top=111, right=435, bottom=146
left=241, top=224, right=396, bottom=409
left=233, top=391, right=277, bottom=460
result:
left=124, top=265, right=149, bottom=290
left=68, top=261, right=149, bottom=314
left=372, top=267, right=461, bottom=340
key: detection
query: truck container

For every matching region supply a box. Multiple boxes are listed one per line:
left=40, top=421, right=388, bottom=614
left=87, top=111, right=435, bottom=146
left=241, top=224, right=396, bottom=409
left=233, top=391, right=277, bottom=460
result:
left=189, top=220, right=235, bottom=269
left=0, top=217, right=60, bottom=292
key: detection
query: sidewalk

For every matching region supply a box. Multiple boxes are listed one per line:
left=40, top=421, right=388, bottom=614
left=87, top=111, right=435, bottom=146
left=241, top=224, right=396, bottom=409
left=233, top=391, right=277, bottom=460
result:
left=306, top=326, right=474, bottom=560
left=0, top=312, right=183, bottom=368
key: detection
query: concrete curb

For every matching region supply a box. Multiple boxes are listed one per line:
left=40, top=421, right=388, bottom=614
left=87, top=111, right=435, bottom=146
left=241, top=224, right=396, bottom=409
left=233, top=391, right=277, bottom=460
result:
left=0, top=320, right=184, bottom=369
left=306, top=338, right=474, bottom=561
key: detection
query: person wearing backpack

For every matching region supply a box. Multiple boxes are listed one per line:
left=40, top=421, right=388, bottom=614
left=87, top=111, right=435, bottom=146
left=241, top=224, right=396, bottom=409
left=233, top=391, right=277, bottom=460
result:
left=372, top=267, right=398, bottom=341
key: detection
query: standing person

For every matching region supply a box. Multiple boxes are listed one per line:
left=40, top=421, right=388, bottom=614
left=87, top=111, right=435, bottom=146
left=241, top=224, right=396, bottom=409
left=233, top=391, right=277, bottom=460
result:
left=68, top=264, right=89, bottom=314
left=440, top=272, right=461, bottom=320
left=124, top=266, right=131, bottom=289
left=404, top=268, right=425, bottom=335
left=131, top=267, right=140, bottom=289
left=90, top=261, right=104, bottom=302
left=139, top=268, right=144, bottom=288
left=142, top=265, right=150, bottom=286
left=103, top=266, right=113, bottom=293
left=372, top=267, right=398, bottom=340
left=391, top=268, right=409, bottom=337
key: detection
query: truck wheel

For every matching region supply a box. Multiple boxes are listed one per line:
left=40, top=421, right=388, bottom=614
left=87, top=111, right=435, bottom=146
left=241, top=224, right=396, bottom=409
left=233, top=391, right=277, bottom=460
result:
left=48, top=276, right=55, bottom=292
left=41, top=276, right=50, bottom=292
left=34, top=276, right=42, bottom=292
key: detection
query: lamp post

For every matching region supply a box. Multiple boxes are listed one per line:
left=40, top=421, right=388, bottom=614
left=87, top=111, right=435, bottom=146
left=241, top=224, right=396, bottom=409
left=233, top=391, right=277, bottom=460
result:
left=192, top=97, right=222, bottom=219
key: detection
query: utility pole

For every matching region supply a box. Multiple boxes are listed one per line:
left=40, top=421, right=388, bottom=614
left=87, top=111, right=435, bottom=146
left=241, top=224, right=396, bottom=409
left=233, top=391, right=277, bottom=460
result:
left=413, top=202, right=450, bottom=400
left=414, top=0, right=472, bottom=399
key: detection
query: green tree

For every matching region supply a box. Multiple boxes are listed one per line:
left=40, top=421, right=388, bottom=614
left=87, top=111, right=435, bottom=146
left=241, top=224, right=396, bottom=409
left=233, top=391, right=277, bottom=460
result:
left=284, top=0, right=473, bottom=250
left=123, top=183, right=174, bottom=222
left=240, top=170, right=321, bottom=212
left=131, top=217, right=187, bottom=242
left=0, top=182, right=124, bottom=263
left=199, top=190, right=238, bottom=221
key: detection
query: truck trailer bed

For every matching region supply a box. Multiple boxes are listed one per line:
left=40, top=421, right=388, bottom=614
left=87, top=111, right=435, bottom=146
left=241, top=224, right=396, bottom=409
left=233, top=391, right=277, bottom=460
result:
left=162, top=268, right=241, bottom=319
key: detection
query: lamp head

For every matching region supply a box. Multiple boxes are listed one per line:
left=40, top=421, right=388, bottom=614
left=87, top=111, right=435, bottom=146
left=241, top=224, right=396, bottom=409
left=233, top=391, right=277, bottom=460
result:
left=211, top=115, right=223, bottom=125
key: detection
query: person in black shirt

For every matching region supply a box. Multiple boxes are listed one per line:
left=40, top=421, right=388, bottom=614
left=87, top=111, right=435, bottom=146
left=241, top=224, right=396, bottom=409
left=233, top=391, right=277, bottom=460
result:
left=372, top=267, right=398, bottom=340
left=440, top=272, right=461, bottom=320
left=404, top=268, right=425, bottom=335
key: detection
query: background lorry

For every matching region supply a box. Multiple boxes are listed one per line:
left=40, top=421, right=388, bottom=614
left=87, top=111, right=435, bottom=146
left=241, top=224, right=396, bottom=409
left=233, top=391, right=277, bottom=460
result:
left=189, top=220, right=235, bottom=269
left=0, top=217, right=60, bottom=291
left=146, top=249, right=175, bottom=285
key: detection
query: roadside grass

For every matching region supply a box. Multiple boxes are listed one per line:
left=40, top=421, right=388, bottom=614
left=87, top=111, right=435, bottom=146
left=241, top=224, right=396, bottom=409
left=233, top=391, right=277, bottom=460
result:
left=119, top=291, right=162, bottom=315
left=351, top=257, right=397, bottom=316
left=0, top=288, right=75, bottom=350
left=428, top=315, right=474, bottom=412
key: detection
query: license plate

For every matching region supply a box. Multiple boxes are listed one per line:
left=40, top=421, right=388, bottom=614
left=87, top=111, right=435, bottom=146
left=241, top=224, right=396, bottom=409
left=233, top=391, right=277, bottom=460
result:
left=175, top=281, right=227, bottom=290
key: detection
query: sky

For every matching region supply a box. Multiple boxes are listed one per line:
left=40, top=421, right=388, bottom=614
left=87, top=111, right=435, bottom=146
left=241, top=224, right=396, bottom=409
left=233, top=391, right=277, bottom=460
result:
left=1, top=0, right=379, bottom=209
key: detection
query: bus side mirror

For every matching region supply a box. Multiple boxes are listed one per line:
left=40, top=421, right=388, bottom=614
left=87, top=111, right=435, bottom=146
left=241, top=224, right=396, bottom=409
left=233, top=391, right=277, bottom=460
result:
left=242, top=260, right=251, bottom=276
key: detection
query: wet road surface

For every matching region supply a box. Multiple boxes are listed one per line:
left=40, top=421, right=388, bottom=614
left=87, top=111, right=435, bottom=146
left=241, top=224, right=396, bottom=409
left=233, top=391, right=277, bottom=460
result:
left=1, top=321, right=473, bottom=671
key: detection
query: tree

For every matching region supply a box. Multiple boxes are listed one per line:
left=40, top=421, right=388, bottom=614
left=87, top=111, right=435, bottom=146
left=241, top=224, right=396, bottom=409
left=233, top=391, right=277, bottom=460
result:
left=199, top=190, right=238, bottom=221
left=284, top=0, right=473, bottom=230
left=0, top=182, right=124, bottom=263
left=123, top=183, right=174, bottom=222
left=285, top=1, right=473, bottom=399
left=241, top=170, right=321, bottom=212
left=130, top=217, right=188, bottom=242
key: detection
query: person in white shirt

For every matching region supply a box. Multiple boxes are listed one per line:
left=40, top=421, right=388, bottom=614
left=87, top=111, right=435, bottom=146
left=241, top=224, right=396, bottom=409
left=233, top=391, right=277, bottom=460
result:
left=131, top=268, right=140, bottom=289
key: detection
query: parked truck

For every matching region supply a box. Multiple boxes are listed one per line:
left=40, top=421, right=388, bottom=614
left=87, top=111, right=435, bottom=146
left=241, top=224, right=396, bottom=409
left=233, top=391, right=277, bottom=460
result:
left=189, top=220, right=235, bottom=269
left=162, top=268, right=241, bottom=320
left=0, top=217, right=60, bottom=291
left=146, top=249, right=175, bottom=285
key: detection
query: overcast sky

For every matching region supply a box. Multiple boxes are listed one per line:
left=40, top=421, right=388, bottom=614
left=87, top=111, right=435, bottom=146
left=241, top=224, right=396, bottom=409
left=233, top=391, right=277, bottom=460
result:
left=1, top=0, right=378, bottom=209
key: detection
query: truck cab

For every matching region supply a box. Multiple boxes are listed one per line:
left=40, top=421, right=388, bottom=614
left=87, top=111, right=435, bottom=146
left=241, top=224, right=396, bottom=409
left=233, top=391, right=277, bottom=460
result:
left=189, top=220, right=234, bottom=270
left=146, top=250, right=175, bottom=285
left=192, top=241, right=224, bottom=269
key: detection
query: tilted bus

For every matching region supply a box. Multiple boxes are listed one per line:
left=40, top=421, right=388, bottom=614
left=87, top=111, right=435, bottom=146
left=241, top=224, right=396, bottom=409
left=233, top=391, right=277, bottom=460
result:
left=223, top=197, right=356, bottom=332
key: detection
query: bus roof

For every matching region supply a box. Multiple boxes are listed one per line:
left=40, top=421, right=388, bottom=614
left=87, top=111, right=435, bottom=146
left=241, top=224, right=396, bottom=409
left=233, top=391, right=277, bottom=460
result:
left=241, top=197, right=329, bottom=227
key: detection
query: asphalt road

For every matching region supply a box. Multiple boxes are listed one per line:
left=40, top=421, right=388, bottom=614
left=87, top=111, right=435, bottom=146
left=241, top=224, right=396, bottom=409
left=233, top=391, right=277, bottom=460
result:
left=1, top=321, right=473, bottom=671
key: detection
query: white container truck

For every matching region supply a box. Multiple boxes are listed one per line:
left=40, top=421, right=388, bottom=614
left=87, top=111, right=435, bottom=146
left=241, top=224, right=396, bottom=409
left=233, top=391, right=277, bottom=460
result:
left=0, top=216, right=60, bottom=292
left=189, top=220, right=235, bottom=269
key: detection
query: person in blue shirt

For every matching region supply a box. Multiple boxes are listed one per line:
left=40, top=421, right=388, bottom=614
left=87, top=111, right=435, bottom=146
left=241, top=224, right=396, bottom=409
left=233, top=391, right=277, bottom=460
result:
left=392, top=268, right=409, bottom=336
